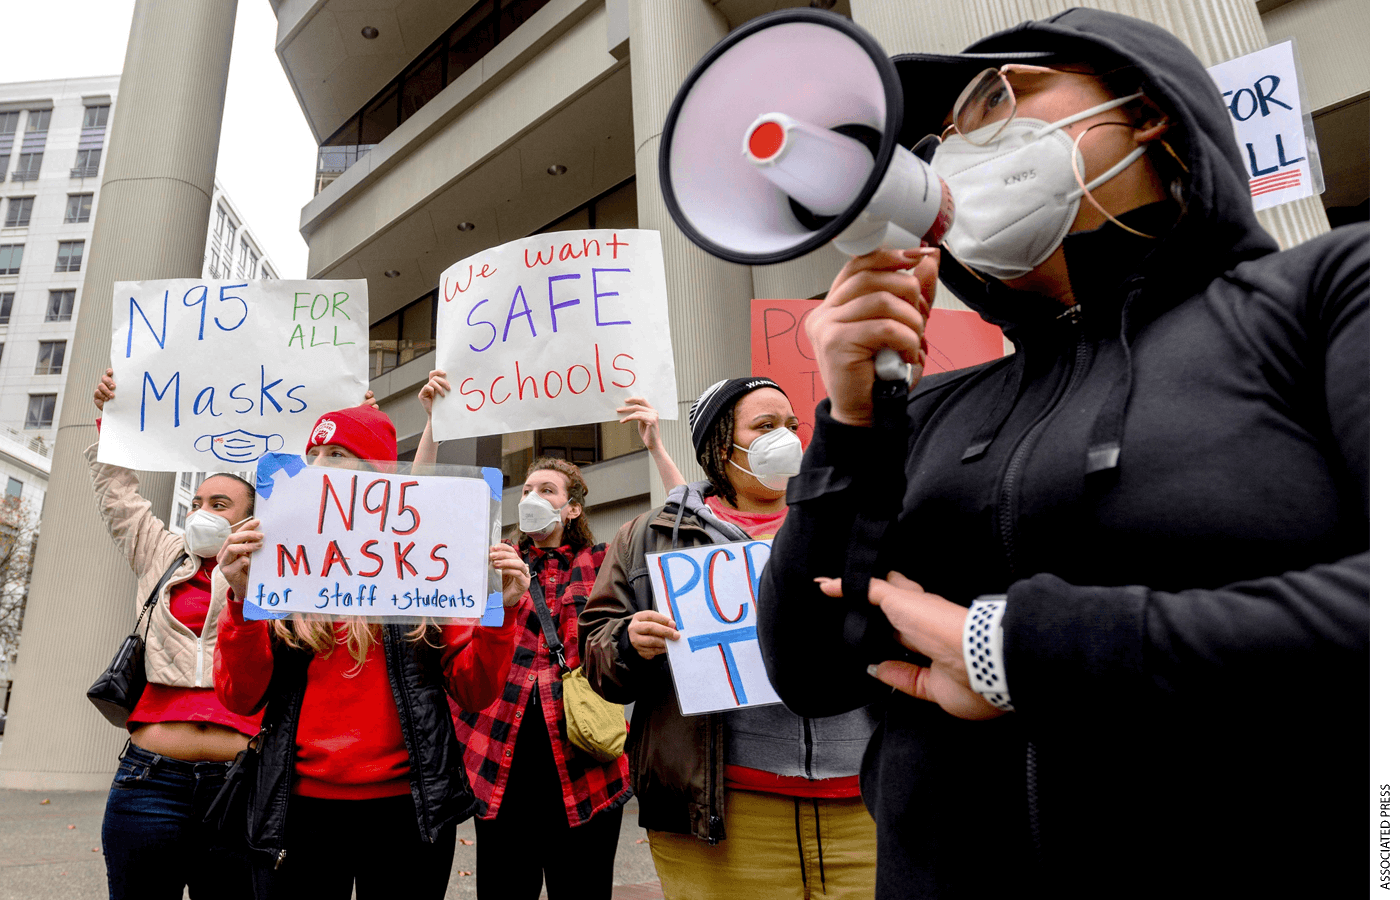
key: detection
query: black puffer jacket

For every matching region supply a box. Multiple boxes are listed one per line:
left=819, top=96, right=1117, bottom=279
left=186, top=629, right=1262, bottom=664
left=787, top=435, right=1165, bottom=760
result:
left=759, top=9, right=1367, bottom=900
left=244, top=625, right=481, bottom=867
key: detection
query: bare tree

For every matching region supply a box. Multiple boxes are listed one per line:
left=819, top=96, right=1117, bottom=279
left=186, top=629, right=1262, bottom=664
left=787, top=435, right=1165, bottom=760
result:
left=0, top=494, right=40, bottom=678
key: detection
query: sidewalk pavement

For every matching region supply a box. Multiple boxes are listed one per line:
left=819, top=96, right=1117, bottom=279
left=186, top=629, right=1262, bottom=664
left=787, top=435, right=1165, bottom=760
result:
left=0, top=788, right=663, bottom=899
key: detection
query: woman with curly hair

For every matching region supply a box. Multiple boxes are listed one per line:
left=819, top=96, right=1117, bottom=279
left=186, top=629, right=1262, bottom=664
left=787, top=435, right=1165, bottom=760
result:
left=416, top=370, right=630, bottom=900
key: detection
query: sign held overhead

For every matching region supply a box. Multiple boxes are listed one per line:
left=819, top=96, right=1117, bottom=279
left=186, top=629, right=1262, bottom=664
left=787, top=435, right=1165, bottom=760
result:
left=433, top=230, right=679, bottom=440
left=100, top=279, right=369, bottom=473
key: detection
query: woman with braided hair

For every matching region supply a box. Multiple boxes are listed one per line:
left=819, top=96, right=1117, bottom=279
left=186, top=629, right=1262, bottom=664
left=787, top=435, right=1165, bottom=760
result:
left=580, top=377, right=881, bottom=900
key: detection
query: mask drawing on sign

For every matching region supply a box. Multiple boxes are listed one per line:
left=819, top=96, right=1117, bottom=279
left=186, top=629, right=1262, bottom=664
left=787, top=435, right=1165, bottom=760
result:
left=194, top=429, right=286, bottom=464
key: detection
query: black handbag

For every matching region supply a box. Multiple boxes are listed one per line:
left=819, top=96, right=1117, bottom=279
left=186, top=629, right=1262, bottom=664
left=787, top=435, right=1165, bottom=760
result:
left=203, top=726, right=265, bottom=837
left=86, top=553, right=188, bottom=727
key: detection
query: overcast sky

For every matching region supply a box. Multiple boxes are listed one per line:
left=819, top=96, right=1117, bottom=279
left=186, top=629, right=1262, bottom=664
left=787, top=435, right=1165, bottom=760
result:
left=1, top=1, right=316, bottom=278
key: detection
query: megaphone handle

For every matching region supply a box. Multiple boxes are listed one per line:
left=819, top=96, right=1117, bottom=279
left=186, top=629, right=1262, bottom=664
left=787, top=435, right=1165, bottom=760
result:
left=874, top=347, right=913, bottom=384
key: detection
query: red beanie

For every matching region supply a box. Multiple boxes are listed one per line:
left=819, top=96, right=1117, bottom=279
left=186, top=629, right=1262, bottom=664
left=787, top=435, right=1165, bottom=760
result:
left=305, top=405, right=398, bottom=463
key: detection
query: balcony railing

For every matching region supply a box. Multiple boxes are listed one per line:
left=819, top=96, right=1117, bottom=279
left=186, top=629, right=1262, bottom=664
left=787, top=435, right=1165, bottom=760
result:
left=70, top=166, right=98, bottom=178
left=10, top=170, right=37, bottom=182
left=0, top=422, right=51, bottom=458
left=314, top=144, right=374, bottom=196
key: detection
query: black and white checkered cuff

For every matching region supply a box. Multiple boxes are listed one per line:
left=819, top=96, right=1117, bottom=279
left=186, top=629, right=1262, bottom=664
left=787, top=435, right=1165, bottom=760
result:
left=963, top=596, right=1014, bottom=712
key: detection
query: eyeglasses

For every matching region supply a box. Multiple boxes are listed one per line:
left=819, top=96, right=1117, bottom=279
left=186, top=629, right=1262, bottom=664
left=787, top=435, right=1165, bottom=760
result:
left=946, top=64, right=1103, bottom=145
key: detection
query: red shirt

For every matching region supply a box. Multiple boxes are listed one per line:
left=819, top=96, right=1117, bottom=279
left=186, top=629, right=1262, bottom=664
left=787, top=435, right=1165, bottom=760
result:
left=705, top=497, right=859, bottom=800
left=127, top=558, right=263, bottom=737
left=216, top=593, right=519, bottom=800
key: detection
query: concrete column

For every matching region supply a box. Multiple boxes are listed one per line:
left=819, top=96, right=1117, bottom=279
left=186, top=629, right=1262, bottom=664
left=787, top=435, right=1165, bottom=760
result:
left=850, top=0, right=1330, bottom=249
left=628, top=0, right=755, bottom=505
left=0, top=0, right=239, bottom=790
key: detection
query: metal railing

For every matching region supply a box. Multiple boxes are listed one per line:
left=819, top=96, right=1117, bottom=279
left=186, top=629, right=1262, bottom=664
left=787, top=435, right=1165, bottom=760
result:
left=9, top=170, right=37, bottom=182
left=70, top=166, right=98, bottom=178
left=0, top=423, right=50, bottom=458
left=314, top=144, right=374, bottom=196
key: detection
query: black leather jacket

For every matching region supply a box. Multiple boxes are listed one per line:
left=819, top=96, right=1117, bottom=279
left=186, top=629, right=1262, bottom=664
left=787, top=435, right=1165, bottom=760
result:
left=244, top=624, right=481, bottom=867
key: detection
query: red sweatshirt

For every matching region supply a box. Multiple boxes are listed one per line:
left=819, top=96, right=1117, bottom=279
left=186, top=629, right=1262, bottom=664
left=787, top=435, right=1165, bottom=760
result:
left=215, top=594, right=518, bottom=800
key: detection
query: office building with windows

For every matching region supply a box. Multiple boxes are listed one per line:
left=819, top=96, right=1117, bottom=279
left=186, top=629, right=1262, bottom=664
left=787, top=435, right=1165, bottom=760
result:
left=0, top=76, right=279, bottom=459
left=273, top=0, right=1366, bottom=541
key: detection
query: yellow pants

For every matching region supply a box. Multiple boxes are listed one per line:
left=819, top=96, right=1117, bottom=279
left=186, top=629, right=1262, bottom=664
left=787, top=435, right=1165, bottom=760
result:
left=648, top=789, right=877, bottom=900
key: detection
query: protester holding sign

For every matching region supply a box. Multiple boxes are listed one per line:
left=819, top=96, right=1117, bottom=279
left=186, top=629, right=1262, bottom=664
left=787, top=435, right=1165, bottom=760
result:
left=580, top=378, right=880, bottom=900
left=213, top=404, right=526, bottom=900
left=87, top=369, right=263, bottom=900
left=416, top=370, right=629, bottom=900
left=758, top=9, right=1367, bottom=898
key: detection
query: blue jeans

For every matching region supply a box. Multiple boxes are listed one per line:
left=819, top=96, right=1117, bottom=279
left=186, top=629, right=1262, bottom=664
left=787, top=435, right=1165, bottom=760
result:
left=101, top=741, right=257, bottom=900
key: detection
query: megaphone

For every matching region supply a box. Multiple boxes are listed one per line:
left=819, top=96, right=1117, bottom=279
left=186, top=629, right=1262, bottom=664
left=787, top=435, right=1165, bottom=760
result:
left=658, top=8, right=954, bottom=381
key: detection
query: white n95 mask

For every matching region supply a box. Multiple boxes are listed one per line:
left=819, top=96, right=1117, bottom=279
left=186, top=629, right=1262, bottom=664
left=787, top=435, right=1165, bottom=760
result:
left=518, top=491, right=562, bottom=535
left=932, top=92, right=1147, bottom=280
left=184, top=509, right=238, bottom=558
left=730, top=427, right=804, bottom=491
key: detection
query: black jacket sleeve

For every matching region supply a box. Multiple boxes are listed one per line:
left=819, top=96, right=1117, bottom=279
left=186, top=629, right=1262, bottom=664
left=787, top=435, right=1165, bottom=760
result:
left=758, top=402, right=899, bottom=718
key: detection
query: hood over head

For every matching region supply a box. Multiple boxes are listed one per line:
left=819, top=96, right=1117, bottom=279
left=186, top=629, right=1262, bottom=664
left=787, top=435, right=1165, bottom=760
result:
left=892, top=7, right=1278, bottom=332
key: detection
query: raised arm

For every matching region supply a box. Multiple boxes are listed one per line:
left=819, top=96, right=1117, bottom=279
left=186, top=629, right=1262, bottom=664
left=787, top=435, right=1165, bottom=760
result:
left=87, top=368, right=185, bottom=587
left=617, top=396, right=685, bottom=492
left=412, top=369, right=451, bottom=470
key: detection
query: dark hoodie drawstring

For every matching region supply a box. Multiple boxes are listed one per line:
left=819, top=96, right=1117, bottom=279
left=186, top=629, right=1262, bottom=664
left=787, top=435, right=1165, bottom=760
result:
left=1085, top=290, right=1142, bottom=476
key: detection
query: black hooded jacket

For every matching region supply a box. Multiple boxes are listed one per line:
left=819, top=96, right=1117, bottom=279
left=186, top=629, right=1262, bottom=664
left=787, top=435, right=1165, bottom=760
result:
left=242, top=627, right=481, bottom=868
left=759, top=9, right=1367, bottom=898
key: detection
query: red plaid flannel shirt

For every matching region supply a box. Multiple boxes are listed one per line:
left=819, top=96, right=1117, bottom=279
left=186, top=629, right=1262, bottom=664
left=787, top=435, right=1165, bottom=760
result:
left=452, top=541, right=630, bottom=826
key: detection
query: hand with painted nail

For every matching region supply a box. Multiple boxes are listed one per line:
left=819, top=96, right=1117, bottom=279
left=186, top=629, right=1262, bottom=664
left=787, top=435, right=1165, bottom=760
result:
left=806, top=247, right=940, bottom=427
left=816, top=572, right=1004, bottom=720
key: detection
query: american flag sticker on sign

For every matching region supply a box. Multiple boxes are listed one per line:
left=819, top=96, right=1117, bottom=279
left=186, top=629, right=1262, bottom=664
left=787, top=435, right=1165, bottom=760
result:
left=1207, top=40, right=1323, bottom=212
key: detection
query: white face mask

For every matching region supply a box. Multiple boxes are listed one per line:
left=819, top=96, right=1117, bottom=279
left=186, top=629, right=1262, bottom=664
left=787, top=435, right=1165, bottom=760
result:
left=932, top=92, right=1147, bottom=280
left=730, top=427, right=804, bottom=491
left=183, top=509, right=243, bottom=559
left=518, top=490, right=563, bottom=536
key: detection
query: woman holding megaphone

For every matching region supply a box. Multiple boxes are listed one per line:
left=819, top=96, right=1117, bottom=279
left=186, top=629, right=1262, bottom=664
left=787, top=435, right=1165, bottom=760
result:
left=756, top=8, right=1368, bottom=899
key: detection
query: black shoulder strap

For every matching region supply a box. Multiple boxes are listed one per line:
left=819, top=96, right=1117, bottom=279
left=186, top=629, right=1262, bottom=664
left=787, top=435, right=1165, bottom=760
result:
left=134, top=552, right=189, bottom=639
left=530, top=577, right=569, bottom=675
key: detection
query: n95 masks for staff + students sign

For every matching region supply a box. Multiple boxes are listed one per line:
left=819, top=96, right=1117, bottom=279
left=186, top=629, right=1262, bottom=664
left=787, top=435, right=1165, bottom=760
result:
left=101, top=279, right=369, bottom=472
left=433, top=230, right=678, bottom=440
left=646, top=539, right=782, bottom=715
left=244, top=453, right=501, bottom=623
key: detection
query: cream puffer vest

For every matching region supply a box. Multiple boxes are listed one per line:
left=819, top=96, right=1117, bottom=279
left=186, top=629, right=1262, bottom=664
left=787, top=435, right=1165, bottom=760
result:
left=86, top=442, right=230, bottom=687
